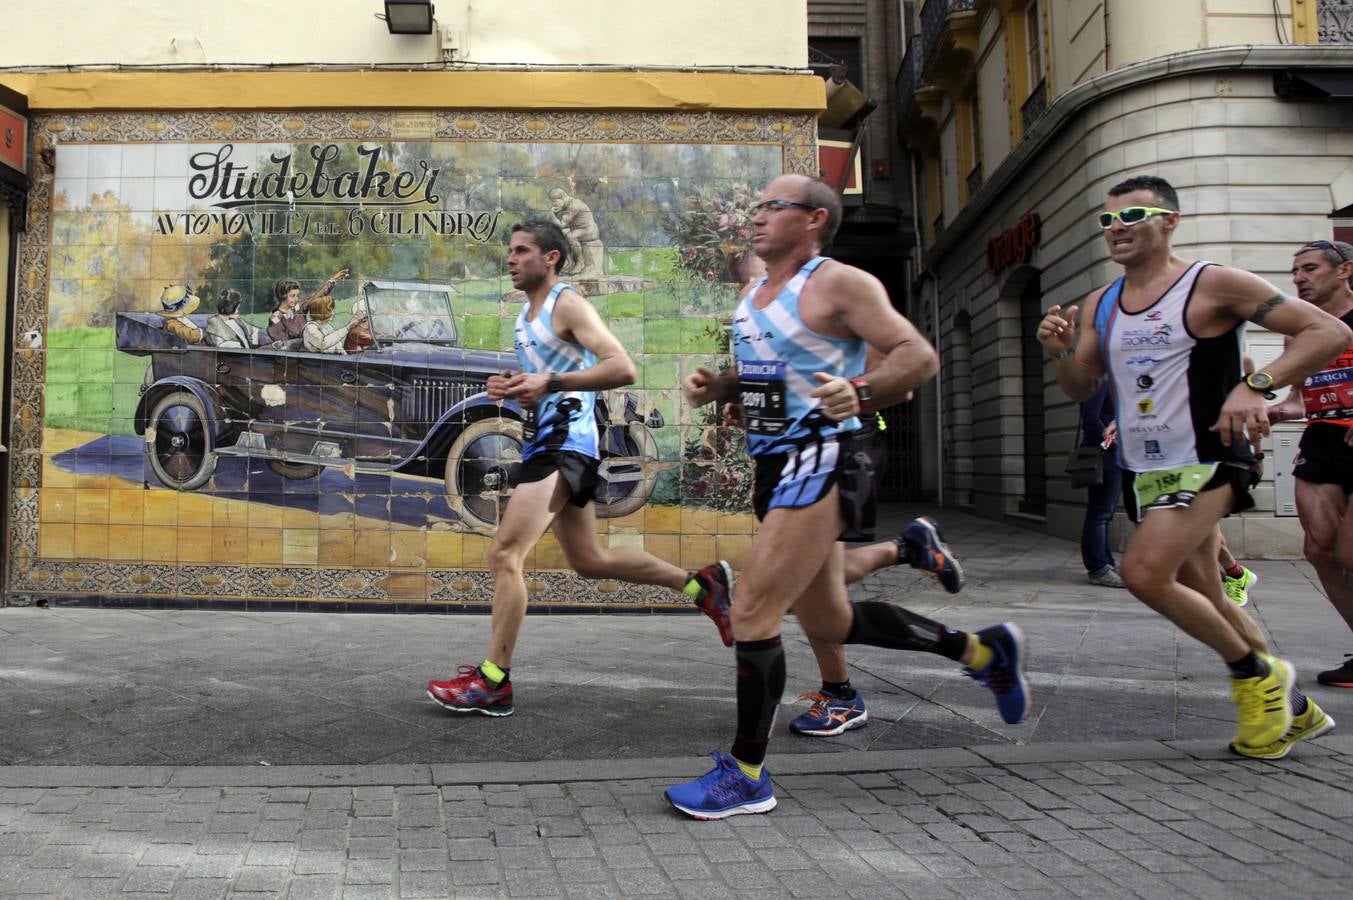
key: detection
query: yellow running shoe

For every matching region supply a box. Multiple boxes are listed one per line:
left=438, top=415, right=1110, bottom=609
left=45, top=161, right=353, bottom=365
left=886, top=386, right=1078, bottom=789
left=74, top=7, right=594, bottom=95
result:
left=1230, top=654, right=1294, bottom=752
left=1223, top=567, right=1257, bottom=607
left=1231, top=698, right=1335, bottom=760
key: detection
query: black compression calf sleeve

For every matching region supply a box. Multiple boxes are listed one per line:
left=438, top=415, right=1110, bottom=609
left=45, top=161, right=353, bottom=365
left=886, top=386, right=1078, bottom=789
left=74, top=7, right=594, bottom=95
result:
left=845, top=600, right=969, bottom=662
left=731, top=636, right=785, bottom=766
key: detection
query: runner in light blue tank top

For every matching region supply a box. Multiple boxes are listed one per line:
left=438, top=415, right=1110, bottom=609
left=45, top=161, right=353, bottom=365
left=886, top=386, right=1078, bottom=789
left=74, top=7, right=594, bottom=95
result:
left=733, top=255, right=866, bottom=456
left=513, top=281, right=599, bottom=460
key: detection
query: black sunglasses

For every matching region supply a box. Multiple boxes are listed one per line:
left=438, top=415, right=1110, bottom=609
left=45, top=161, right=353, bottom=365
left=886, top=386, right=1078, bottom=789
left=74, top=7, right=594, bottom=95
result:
left=1300, top=240, right=1352, bottom=263
left=750, top=199, right=818, bottom=215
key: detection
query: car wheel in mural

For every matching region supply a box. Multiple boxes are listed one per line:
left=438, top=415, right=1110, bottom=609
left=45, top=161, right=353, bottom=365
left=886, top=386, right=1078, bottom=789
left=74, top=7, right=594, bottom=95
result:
left=443, top=417, right=522, bottom=532
left=145, top=390, right=218, bottom=490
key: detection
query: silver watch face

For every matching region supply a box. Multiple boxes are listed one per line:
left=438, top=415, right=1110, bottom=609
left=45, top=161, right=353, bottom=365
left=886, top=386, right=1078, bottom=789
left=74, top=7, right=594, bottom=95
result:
left=1247, top=372, right=1274, bottom=390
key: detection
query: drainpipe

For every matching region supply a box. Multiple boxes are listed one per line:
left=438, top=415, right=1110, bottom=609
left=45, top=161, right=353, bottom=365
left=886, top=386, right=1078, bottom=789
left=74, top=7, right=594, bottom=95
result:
left=908, top=151, right=943, bottom=506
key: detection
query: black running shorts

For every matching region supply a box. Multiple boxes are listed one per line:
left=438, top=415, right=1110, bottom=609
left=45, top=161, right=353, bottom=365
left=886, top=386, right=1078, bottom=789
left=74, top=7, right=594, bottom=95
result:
left=519, top=451, right=600, bottom=508
left=1293, top=423, right=1353, bottom=493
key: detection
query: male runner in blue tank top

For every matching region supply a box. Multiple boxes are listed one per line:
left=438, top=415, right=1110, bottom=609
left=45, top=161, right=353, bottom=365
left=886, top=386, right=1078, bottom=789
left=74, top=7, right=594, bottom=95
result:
left=1039, top=175, right=1350, bottom=759
left=665, top=175, right=1031, bottom=819
left=1267, top=239, right=1353, bottom=688
left=426, top=220, right=732, bottom=716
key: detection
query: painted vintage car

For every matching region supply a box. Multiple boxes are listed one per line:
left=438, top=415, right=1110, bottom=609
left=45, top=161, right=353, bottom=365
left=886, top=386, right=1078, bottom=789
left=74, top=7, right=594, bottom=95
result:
left=114, top=279, right=666, bottom=533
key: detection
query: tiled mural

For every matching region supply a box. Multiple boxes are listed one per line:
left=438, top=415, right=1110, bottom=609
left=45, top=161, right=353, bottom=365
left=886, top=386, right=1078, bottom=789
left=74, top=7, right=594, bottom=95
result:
left=7, top=109, right=818, bottom=608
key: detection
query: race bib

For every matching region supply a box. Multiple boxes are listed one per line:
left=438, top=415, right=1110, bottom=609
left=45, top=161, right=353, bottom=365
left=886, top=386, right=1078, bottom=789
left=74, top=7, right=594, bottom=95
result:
left=1133, top=463, right=1218, bottom=512
left=738, top=359, right=788, bottom=435
left=1301, top=365, right=1353, bottom=421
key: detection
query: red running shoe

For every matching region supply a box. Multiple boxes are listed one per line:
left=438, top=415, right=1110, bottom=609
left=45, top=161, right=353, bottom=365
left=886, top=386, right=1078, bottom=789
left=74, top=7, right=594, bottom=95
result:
left=693, top=560, right=734, bottom=647
left=426, top=665, right=514, bottom=717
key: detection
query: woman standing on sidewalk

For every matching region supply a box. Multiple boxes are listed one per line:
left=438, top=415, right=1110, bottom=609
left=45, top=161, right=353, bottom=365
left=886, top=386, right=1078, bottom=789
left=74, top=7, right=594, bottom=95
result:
left=1080, top=382, right=1125, bottom=588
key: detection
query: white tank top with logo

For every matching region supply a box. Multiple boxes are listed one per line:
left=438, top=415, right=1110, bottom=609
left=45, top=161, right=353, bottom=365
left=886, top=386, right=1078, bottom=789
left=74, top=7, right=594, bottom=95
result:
left=1103, top=261, right=1252, bottom=472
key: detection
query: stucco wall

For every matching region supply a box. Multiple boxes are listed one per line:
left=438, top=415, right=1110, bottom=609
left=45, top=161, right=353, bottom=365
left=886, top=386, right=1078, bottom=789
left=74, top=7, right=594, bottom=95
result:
left=2, top=0, right=808, bottom=70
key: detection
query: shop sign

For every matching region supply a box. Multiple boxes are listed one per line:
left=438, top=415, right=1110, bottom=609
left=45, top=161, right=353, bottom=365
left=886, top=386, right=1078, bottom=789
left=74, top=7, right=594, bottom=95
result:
left=986, top=211, right=1041, bottom=276
left=0, top=101, right=27, bottom=184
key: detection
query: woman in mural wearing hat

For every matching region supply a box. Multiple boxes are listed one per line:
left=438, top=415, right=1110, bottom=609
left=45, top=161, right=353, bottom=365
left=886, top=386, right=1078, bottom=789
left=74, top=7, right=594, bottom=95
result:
left=267, top=268, right=349, bottom=344
left=158, top=283, right=204, bottom=344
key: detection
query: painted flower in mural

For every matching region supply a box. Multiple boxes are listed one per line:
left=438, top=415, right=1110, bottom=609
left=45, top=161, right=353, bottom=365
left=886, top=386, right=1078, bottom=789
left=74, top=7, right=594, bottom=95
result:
left=670, top=183, right=757, bottom=283
left=680, top=416, right=753, bottom=512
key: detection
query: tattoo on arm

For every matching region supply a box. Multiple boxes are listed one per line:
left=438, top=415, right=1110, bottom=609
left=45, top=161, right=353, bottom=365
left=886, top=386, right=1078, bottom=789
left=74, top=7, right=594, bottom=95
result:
left=1249, top=294, right=1286, bottom=326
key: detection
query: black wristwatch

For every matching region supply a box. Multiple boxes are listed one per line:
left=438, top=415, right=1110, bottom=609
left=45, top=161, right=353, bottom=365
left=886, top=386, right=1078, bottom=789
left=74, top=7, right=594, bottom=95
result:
left=848, top=377, right=872, bottom=412
left=1244, top=371, right=1276, bottom=400
left=547, top=374, right=564, bottom=393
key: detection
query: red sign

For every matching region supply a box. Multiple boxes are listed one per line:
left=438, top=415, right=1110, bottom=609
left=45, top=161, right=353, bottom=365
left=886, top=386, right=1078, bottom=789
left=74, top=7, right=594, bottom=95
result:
left=818, top=137, right=861, bottom=195
left=986, top=212, right=1041, bottom=276
left=0, top=102, right=26, bottom=176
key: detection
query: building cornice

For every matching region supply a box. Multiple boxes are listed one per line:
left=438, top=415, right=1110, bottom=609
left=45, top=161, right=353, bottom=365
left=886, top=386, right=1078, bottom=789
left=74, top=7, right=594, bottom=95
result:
left=924, top=44, right=1353, bottom=269
left=0, top=70, right=826, bottom=114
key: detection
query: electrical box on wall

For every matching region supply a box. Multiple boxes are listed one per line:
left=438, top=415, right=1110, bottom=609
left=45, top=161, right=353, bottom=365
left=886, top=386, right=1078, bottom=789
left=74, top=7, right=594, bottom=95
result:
left=1271, top=429, right=1300, bottom=517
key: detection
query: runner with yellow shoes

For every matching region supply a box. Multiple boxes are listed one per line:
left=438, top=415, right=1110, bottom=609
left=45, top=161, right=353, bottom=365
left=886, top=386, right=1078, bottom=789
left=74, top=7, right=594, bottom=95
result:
left=1039, top=175, right=1349, bottom=759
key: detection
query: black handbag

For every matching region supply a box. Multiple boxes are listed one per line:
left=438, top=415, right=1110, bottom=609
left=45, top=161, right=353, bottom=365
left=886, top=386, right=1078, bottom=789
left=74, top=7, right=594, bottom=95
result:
left=1065, top=445, right=1105, bottom=489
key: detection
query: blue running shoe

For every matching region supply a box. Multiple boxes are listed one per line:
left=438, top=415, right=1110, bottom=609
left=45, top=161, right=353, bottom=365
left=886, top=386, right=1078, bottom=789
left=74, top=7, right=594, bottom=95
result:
left=899, top=516, right=964, bottom=593
left=964, top=623, right=1030, bottom=724
left=788, top=689, right=868, bottom=736
left=665, top=752, right=776, bottom=820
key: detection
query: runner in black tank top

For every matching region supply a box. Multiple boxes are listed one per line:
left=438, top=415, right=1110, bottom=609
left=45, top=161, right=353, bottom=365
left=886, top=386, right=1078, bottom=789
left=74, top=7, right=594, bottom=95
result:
left=1271, top=241, right=1353, bottom=688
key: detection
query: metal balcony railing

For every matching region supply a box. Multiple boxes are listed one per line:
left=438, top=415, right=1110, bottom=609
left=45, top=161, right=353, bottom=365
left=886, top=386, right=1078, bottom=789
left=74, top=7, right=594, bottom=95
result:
left=1319, top=0, right=1353, bottom=43
left=1021, top=78, right=1049, bottom=134
left=920, top=0, right=977, bottom=72
left=895, top=38, right=923, bottom=115
left=966, top=163, right=984, bottom=198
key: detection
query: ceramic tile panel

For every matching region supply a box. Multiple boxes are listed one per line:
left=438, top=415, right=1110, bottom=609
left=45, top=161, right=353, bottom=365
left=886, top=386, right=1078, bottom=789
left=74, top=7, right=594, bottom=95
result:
left=8, top=108, right=817, bottom=607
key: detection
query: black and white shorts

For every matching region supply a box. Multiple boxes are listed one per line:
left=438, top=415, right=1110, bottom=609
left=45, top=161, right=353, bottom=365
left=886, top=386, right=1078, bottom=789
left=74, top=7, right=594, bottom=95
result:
left=752, top=431, right=876, bottom=540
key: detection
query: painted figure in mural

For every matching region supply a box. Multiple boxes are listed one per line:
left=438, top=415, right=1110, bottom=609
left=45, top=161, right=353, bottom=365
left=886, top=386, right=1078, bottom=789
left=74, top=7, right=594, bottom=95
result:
left=267, top=268, right=349, bottom=344
left=1038, top=175, right=1350, bottom=759
left=548, top=188, right=605, bottom=280
left=1266, top=239, right=1353, bottom=687
left=301, top=295, right=356, bottom=354
left=157, top=284, right=204, bottom=345
left=425, top=219, right=733, bottom=717
left=205, top=289, right=263, bottom=349
left=344, top=296, right=375, bottom=354
left=665, top=175, right=1030, bottom=819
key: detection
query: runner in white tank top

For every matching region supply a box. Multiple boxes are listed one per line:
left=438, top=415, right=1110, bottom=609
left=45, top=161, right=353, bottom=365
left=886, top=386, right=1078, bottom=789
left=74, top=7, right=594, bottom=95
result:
left=1039, top=175, right=1350, bottom=760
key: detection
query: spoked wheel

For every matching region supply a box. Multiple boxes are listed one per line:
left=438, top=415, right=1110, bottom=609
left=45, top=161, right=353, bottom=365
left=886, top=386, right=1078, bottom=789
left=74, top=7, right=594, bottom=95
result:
left=444, top=418, right=523, bottom=534
left=146, top=390, right=217, bottom=490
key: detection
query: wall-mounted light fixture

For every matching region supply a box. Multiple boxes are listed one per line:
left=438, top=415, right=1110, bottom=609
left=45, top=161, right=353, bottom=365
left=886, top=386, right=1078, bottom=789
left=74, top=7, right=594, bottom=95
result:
left=383, top=0, right=436, bottom=35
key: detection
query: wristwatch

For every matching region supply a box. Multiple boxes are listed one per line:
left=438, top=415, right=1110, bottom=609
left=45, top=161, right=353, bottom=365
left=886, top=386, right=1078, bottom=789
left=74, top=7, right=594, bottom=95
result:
left=1244, top=371, right=1277, bottom=400
left=848, top=377, right=872, bottom=412
left=547, top=374, right=564, bottom=393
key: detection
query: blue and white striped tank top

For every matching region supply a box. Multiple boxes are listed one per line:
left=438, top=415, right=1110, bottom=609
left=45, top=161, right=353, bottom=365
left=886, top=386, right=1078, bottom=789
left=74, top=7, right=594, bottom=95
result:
left=513, top=283, right=599, bottom=460
left=732, top=256, right=866, bottom=456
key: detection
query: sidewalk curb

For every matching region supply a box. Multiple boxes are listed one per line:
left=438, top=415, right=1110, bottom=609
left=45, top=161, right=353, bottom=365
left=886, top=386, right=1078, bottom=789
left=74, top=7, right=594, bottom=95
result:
left=3, top=735, right=1348, bottom=788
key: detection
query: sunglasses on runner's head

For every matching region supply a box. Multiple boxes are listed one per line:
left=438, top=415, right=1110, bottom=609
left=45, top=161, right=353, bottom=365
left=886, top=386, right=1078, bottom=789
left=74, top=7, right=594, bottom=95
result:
left=750, top=198, right=819, bottom=215
left=1096, top=206, right=1175, bottom=229
left=1298, top=240, right=1352, bottom=263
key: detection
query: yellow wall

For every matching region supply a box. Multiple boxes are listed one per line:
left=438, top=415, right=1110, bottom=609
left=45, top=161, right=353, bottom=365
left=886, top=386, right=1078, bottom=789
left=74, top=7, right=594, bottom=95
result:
left=1105, top=0, right=1299, bottom=69
left=3, top=0, right=808, bottom=70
